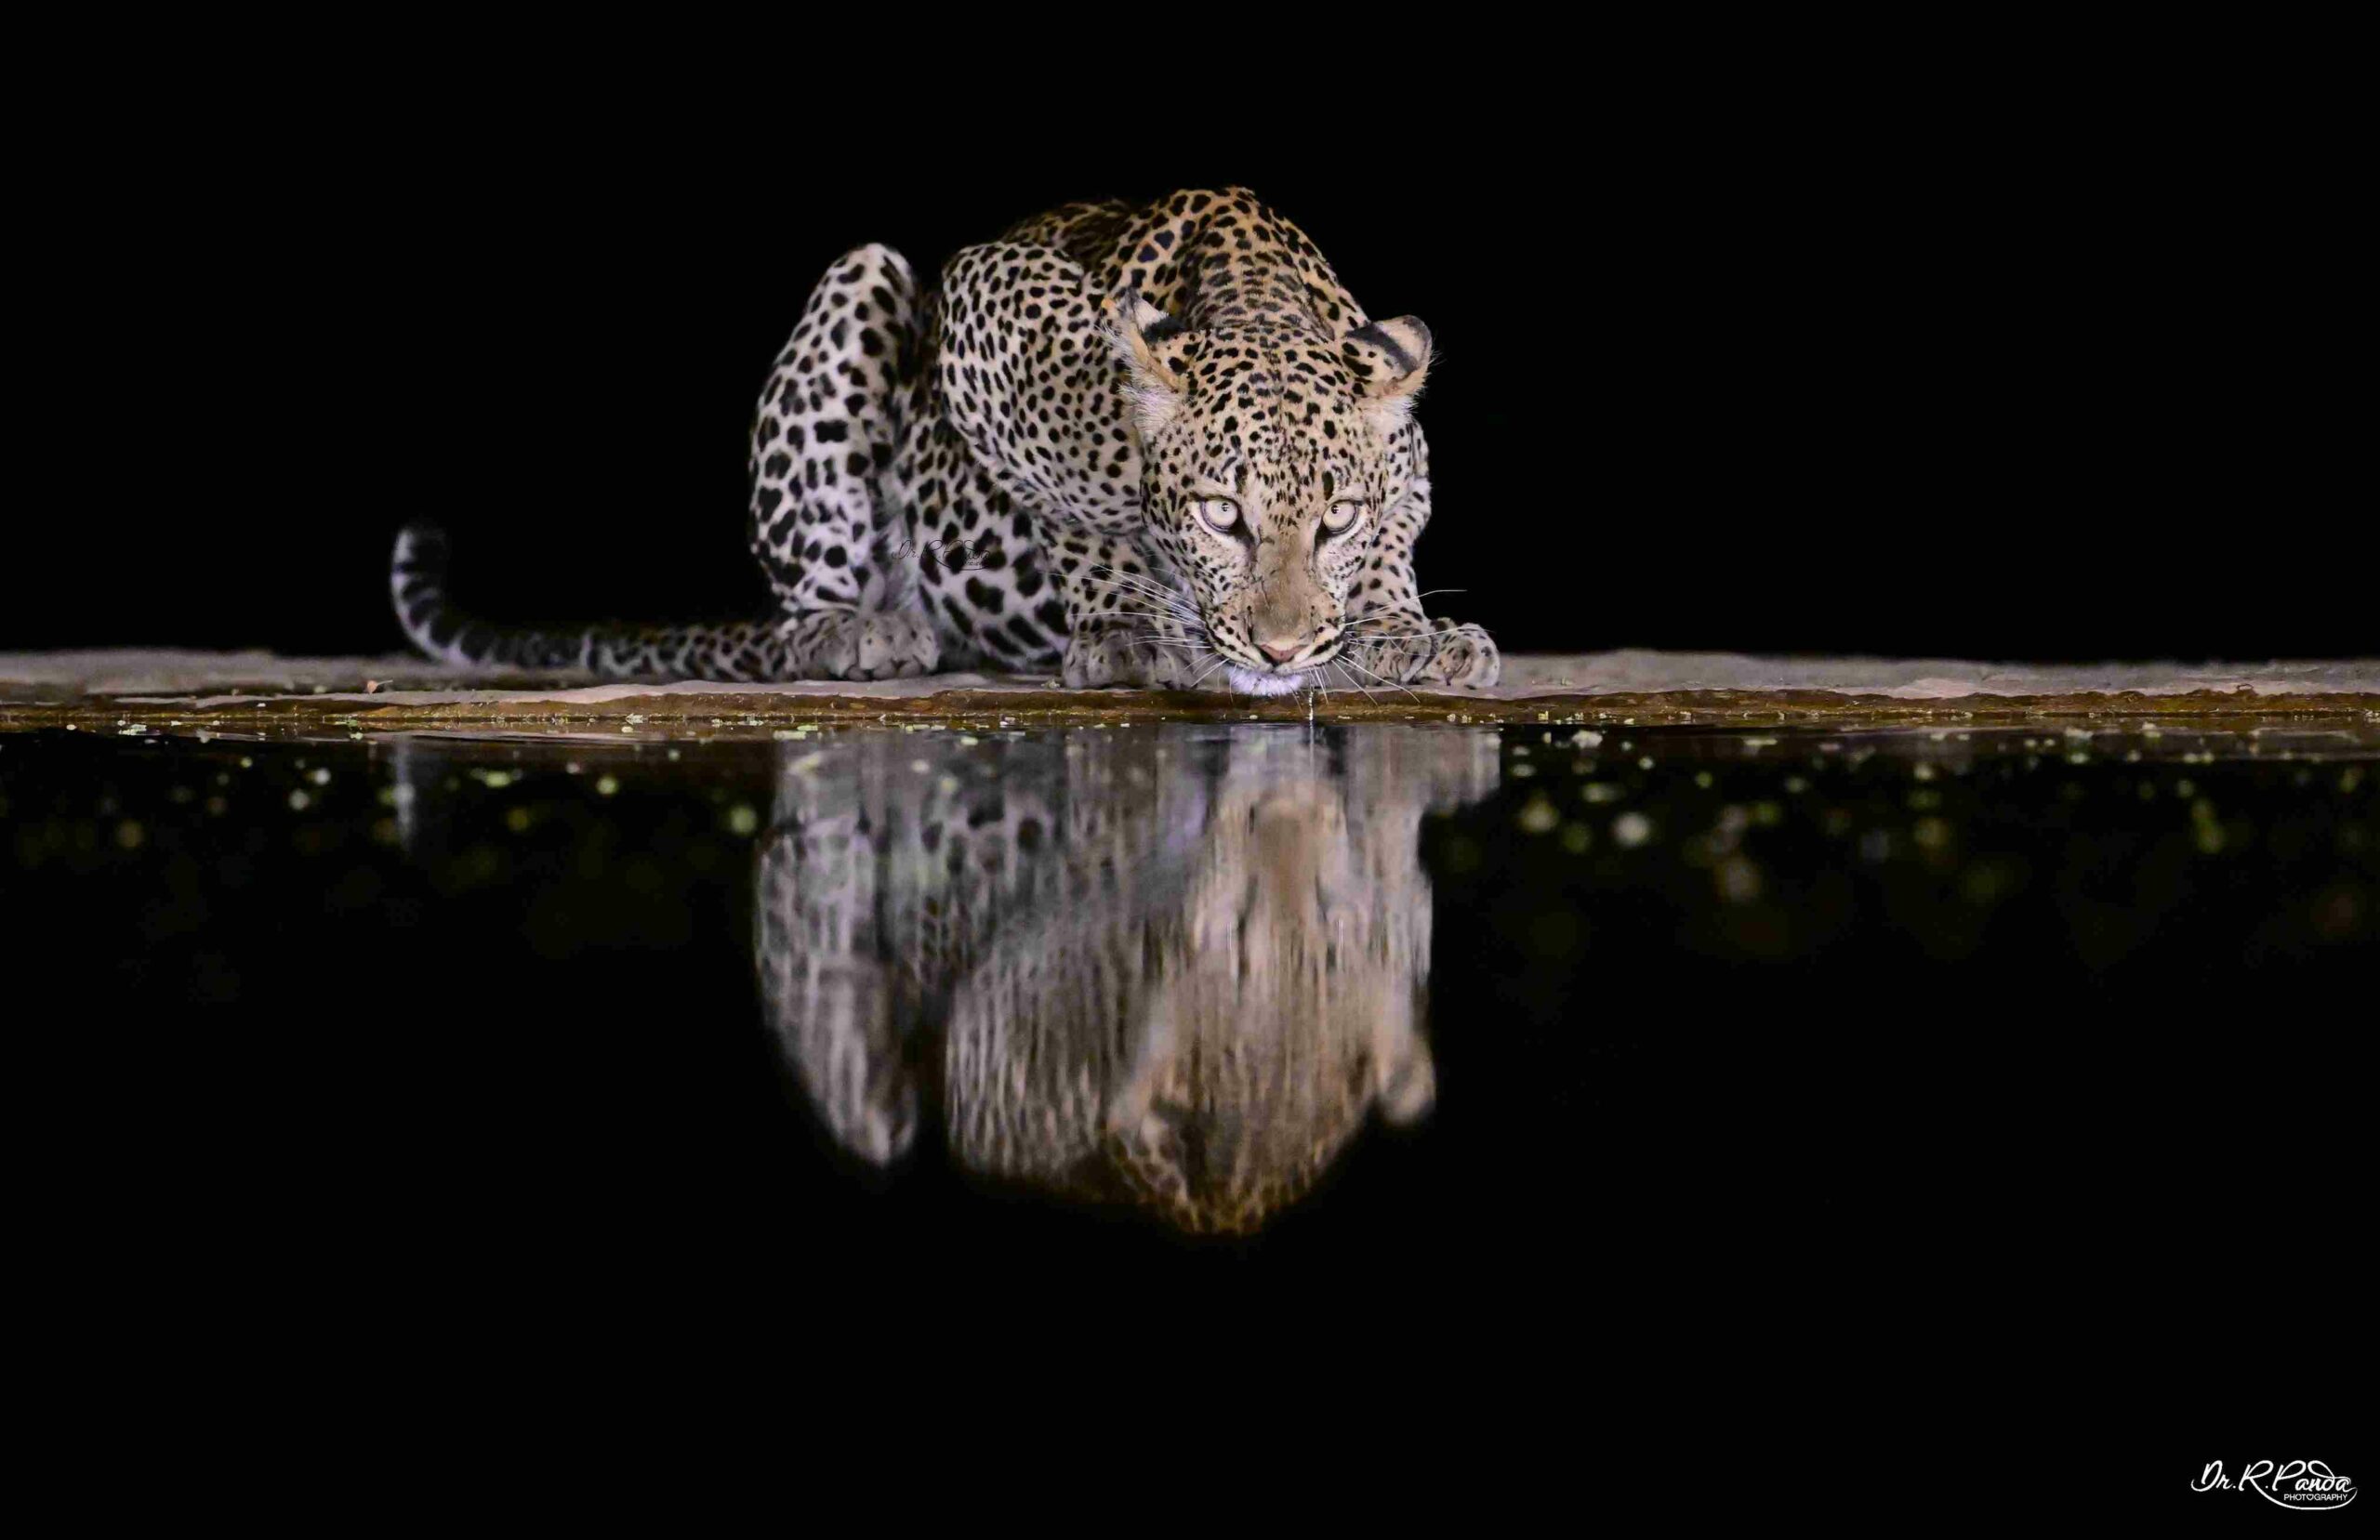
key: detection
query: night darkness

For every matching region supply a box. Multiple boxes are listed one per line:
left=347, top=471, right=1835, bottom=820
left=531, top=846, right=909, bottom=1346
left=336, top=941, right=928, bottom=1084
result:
left=6, top=29, right=2370, bottom=1498
left=16, top=42, right=2366, bottom=665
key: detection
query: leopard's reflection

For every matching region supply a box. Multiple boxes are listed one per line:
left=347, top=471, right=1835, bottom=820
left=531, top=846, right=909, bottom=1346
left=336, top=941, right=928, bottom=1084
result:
left=757, top=726, right=1498, bottom=1234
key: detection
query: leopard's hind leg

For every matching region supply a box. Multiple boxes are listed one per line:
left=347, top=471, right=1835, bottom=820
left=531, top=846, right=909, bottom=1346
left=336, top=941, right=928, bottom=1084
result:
left=746, top=243, right=939, bottom=678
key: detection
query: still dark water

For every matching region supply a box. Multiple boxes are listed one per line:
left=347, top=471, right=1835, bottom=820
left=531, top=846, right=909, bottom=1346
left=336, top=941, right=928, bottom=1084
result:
left=6, top=719, right=2371, bottom=1426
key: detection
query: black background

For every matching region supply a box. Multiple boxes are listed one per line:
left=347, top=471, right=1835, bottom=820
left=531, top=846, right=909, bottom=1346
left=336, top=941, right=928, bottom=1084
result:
left=15, top=32, right=2367, bottom=662
left=5, top=26, right=2368, bottom=1502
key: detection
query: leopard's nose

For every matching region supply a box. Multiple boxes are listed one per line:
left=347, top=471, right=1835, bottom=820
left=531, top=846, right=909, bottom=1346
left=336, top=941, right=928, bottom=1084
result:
left=1258, top=640, right=1301, bottom=665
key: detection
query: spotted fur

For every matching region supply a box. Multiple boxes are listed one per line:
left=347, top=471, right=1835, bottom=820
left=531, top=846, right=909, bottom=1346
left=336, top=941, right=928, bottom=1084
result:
left=758, top=726, right=1501, bottom=1232
left=391, top=189, right=1498, bottom=693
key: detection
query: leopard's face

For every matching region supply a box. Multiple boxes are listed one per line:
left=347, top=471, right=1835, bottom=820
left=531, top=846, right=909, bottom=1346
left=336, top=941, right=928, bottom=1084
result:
left=1115, top=308, right=1431, bottom=696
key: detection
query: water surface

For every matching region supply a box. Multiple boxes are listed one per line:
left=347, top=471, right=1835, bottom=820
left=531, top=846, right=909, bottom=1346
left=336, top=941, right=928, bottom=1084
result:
left=6, top=719, right=2370, bottom=1360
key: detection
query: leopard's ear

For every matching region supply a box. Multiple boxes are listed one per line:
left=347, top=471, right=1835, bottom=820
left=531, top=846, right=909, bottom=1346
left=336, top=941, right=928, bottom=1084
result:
left=1105, top=288, right=1189, bottom=439
left=1341, top=316, right=1432, bottom=430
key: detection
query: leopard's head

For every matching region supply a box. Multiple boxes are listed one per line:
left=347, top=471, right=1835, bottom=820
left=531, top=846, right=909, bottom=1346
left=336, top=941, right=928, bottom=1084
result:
left=1111, top=297, right=1431, bottom=696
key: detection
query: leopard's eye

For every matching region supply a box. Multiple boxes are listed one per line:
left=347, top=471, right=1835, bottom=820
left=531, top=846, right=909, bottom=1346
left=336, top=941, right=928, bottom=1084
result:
left=1323, top=500, right=1368, bottom=533
left=1197, top=497, right=1241, bottom=533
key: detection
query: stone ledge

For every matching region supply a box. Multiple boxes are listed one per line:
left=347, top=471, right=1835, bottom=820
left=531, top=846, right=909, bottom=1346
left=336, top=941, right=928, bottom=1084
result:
left=2, top=649, right=2374, bottom=735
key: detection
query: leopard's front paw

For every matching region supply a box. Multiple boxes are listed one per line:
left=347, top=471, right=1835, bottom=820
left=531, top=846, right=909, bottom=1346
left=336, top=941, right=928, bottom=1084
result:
left=785, top=609, right=940, bottom=680
left=1421, top=623, right=1501, bottom=688
left=1342, top=620, right=1501, bottom=690
left=1062, top=625, right=1201, bottom=690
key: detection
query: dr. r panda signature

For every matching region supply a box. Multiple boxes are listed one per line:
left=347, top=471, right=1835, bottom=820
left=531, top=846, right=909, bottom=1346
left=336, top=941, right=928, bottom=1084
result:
left=2194, top=1460, right=2358, bottom=1509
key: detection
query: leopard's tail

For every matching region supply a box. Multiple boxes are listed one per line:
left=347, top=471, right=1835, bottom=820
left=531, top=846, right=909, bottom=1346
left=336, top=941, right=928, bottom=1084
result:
left=390, top=524, right=787, bottom=680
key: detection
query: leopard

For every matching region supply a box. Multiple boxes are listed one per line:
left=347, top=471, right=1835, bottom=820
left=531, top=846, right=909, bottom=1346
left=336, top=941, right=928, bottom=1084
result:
left=390, top=188, right=1499, bottom=696
left=755, top=724, right=1501, bottom=1233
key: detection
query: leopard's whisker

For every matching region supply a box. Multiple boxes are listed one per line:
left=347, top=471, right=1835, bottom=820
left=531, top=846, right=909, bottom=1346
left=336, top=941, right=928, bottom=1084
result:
left=1090, top=565, right=1203, bottom=612
left=1105, top=599, right=1202, bottom=624
left=1333, top=648, right=1421, bottom=702
left=1106, top=592, right=1201, bottom=621
left=1104, top=596, right=1208, bottom=632
left=1326, top=659, right=1378, bottom=705
left=1106, top=622, right=1211, bottom=652
left=1344, top=612, right=1446, bottom=634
